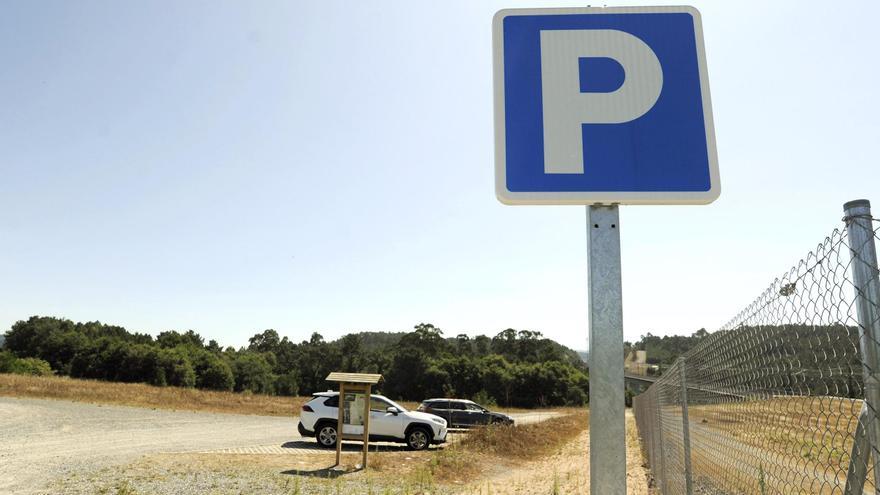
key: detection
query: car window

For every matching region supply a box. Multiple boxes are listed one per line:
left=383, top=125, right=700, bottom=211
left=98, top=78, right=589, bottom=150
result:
left=448, top=401, right=466, bottom=410
left=382, top=397, right=408, bottom=412
left=427, top=401, right=449, bottom=410
left=465, top=403, right=484, bottom=412
left=322, top=396, right=338, bottom=407
left=370, top=397, right=391, bottom=412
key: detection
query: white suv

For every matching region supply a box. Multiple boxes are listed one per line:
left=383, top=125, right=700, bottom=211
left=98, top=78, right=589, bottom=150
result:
left=297, top=392, right=448, bottom=450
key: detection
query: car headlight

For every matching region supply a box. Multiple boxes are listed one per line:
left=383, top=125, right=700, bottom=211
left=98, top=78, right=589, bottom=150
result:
left=430, top=417, right=446, bottom=426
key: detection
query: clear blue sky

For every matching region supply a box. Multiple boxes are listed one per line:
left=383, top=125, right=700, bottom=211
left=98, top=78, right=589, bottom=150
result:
left=2, top=0, right=878, bottom=351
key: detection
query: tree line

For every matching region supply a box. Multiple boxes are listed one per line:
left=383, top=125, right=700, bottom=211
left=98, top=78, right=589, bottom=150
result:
left=629, top=325, right=864, bottom=398
left=627, top=328, right=710, bottom=370
left=1, top=316, right=589, bottom=408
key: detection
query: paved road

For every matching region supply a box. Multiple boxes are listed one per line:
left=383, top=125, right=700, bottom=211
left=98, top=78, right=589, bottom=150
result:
left=0, top=397, right=562, bottom=494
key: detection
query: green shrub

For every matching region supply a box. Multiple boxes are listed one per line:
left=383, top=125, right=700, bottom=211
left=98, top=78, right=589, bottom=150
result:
left=471, top=390, right=497, bottom=408
left=196, top=355, right=235, bottom=391
left=157, top=348, right=196, bottom=387
left=566, top=386, right=588, bottom=406
left=274, top=370, right=299, bottom=396
left=231, top=352, right=275, bottom=394
left=0, top=350, right=17, bottom=373
left=10, top=357, right=54, bottom=376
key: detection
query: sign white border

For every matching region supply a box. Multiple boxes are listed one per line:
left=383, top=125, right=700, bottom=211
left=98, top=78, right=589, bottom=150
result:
left=493, top=6, right=720, bottom=205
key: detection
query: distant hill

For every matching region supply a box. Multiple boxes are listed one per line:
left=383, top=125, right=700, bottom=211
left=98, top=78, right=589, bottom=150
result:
left=577, top=350, right=588, bottom=365
left=0, top=334, right=5, bottom=348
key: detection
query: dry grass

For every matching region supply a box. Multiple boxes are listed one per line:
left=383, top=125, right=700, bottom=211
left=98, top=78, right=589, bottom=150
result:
left=458, top=409, right=589, bottom=460
left=0, top=373, right=306, bottom=417
left=0, top=373, right=423, bottom=417
left=685, top=397, right=873, bottom=494
left=424, top=409, right=590, bottom=485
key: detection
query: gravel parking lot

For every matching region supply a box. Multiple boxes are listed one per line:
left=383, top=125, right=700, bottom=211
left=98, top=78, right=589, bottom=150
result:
left=0, top=396, right=561, bottom=494
left=0, top=397, right=296, bottom=494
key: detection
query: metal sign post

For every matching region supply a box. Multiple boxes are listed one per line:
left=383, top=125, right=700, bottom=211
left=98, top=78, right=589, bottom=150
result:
left=587, top=204, right=625, bottom=493
left=493, top=7, right=718, bottom=494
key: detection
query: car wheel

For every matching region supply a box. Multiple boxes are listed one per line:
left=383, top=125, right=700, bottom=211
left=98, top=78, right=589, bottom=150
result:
left=316, top=423, right=337, bottom=448
left=406, top=427, right=431, bottom=451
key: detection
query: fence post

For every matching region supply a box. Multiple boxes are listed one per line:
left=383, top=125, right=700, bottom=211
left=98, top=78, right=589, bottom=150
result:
left=655, top=387, right=669, bottom=494
left=844, top=403, right=870, bottom=495
left=679, top=359, right=694, bottom=495
left=844, top=198, right=880, bottom=491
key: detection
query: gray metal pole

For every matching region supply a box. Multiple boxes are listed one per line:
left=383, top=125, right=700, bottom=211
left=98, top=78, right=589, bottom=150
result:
left=587, top=204, right=625, bottom=495
left=656, top=390, right=668, bottom=495
left=679, top=359, right=694, bottom=495
left=843, top=404, right=869, bottom=495
left=651, top=390, right=663, bottom=493
left=844, top=199, right=880, bottom=491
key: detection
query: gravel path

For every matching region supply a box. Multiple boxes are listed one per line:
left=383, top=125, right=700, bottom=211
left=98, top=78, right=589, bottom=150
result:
left=0, top=396, right=561, bottom=494
left=0, top=397, right=296, bottom=494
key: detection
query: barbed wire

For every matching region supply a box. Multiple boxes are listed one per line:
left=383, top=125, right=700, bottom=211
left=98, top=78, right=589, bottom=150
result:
left=634, top=219, right=880, bottom=494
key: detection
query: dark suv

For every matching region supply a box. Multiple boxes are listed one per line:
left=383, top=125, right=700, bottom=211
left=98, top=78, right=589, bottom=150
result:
left=417, top=399, right=514, bottom=428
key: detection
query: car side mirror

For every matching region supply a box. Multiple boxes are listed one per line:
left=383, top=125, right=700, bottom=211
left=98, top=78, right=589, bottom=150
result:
left=386, top=406, right=399, bottom=415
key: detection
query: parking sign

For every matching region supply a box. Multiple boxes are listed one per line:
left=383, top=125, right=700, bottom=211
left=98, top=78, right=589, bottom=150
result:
left=493, top=6, right=719, bottom=205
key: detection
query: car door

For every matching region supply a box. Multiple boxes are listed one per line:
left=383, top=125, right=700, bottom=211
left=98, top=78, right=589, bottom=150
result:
left=426, top=400, right=452, bottom=424
left=368, top=396, right=401, bottom=439
left=448, top=401, right=470, bottom=427
left=466, top=402, right=490, bottom=425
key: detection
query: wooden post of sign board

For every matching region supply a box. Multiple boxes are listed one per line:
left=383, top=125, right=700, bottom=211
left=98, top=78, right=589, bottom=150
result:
left=335, top=381, right=344, bottom=466
left=325, top=373, right=383, bottom=470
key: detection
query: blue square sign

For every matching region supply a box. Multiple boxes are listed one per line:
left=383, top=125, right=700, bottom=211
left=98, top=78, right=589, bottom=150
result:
left=493, top=7, right=719, bottom=205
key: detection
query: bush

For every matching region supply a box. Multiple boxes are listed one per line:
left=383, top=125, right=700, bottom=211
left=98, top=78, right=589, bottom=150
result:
left=10, top=357, right=54, bottom=376
left=232, top=352, right=275, bottom=394
left=195, top=355, right=235, bottom=391
left=274, top=370, right=299, bottom=396
left=157, top=348, right=196, bottom=387
left=471, top=390, right=497, bottom=408
left=0, top=350, right=17, bottom=372
left=566, top=386, right=588, bottom=406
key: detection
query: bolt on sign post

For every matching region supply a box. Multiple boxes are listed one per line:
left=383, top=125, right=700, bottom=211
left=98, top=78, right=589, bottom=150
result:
left=492, top=7, right=718, bottom=494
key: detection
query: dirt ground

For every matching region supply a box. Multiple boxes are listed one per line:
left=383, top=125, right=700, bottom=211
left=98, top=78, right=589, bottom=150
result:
left=1, top=396, right=571, bottom=494
left=35, top=413, right=653, bottom=495
left=0, top=396, right=295, bottom=494
left=461, top=409, right=651, bottom=494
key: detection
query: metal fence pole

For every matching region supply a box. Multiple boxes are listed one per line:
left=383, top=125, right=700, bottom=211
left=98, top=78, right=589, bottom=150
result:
left=844, top=199, right=880, bottom=490
left=679, top=359, right=694, bottom=495
left=653, top=392, right=663, bottom=493
left=587, top=205, right=625, bottom=495
left=655, top=388, right=669, bottom=494
left=844, top=404, right=870, bottom=495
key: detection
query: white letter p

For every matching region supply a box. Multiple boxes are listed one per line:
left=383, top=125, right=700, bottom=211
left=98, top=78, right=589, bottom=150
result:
left=540, top=29, right=663, bottom=174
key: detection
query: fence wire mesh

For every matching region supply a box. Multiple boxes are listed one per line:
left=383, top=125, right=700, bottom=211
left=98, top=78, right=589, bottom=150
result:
left=633, top=208, right=880, bottom=495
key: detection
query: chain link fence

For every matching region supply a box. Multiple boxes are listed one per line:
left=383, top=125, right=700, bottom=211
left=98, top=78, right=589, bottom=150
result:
left=634, top=200, right=880, bottom=495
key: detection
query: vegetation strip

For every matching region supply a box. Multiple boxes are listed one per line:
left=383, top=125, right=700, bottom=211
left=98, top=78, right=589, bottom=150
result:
left=2, top=316, right=589, bottom=408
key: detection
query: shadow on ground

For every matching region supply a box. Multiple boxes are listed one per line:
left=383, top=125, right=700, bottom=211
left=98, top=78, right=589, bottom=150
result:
left=280, top=440, right=418, bottom=453
left=280, top=466, right=362, bottom=478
